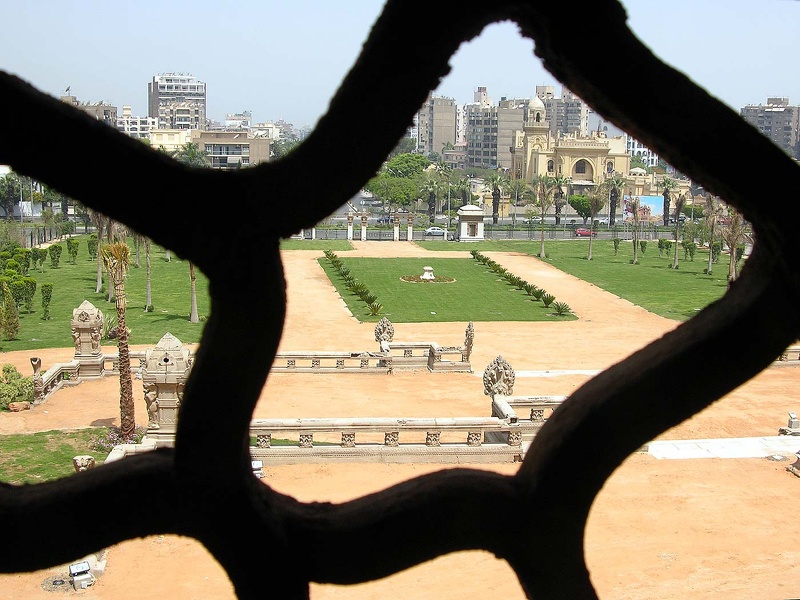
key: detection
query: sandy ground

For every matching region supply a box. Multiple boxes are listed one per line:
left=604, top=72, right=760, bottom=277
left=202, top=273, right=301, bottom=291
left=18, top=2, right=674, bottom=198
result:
left=2, top=241, right=800, bottom=599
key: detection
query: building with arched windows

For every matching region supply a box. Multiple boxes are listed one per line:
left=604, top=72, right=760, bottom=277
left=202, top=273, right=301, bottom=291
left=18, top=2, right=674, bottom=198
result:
left=509, top=94, right=630, bottom=197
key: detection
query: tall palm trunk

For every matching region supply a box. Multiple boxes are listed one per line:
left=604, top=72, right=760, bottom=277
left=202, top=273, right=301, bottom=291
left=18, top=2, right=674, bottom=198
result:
left=102, top=243, right=135, bottom=438
left=189, top=262, right=199, bottom=323
left=145, top=238, right=152, bottom=309
left=706, top=225, right=715, bottom=275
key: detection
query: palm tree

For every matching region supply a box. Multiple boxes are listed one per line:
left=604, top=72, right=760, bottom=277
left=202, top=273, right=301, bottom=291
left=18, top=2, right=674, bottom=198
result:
left=671, top=193, right=687, bottom=269
left=704, top=194, right=723, bottom=276
left=172, top=142, right=210, bottom=318
left=587, top=186, right=607, bottom=261
left=450, top=175, right=471, bottom=209
left=718, top=207, right=751, bottom=284
left=101, top=242, right=135, bottom=439
left=605, top=173, right=625, bottom=226
left=419, top=176, right=439, bottom=225
left=144, top=237, right=152, bottom=310
left=661, top=177, right=678, bottom=227
left=486, top=173, right=507, bottom=225
left=506, top=178, right=531, bottom=229
left=629, top=196, right=641, bottom=264
left=552, top=174, right=571, bottom=225
left=536, top=175, right=558, bottom=258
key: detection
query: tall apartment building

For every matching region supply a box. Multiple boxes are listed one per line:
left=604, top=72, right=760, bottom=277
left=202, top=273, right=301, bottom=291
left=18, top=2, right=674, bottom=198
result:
left=464, top=88, right=528, bottom=171
left=116, top=105, right=158, bottom=140
left=416, top=94, right=458, bottom=158
left=148, top=73, right=207, bottom=130
left=537, top=85, right=589, bottom=137
left=740, top=97, right=800, bottom=158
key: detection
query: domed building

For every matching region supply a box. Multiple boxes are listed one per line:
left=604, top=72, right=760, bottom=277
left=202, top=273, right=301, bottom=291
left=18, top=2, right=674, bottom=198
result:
left=509, top=93, right=631, bottom=197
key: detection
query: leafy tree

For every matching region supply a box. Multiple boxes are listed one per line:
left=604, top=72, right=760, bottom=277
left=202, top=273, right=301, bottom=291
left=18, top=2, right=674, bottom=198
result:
left=384, top=153, right=430, bottom=178
left=568, top=194, right=592, bottom=224
left=0, top=173, right=21, bottom=221
left=388, top=136, right=416, bottom=158
left=1, top=281, right=19, bottom=340
left=101, top=242, right=135, bottom=439
left=661, top=177, right=678, bottom=227
left=630, top=155, right=649, bottom=171
left=66, top=238, right=80, bottom=264
left=41, top=283, right=53, bottom=320
left=269, top=137, right=300, bottom=160
left=47, top=244, right=63, bottom=268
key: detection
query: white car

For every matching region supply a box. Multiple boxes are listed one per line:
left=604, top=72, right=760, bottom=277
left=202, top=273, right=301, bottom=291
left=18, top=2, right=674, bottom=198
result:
left=424, top=226, right=446, bottom=236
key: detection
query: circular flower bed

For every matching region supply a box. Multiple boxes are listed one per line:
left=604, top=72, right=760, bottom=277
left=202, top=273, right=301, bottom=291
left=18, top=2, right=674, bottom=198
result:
left=400, top=275, right=456, bottom=283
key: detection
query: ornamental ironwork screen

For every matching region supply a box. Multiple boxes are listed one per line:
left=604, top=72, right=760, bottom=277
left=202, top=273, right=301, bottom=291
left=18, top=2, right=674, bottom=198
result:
left=2, top=1, right=799, bottom=598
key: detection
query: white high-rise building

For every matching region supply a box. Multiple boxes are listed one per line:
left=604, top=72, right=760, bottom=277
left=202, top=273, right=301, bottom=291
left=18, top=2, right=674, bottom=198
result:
left=148, top=73, right=207, bottom=130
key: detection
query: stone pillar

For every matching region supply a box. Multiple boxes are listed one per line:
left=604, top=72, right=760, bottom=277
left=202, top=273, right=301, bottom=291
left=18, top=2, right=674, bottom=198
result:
left=360, top=212, right=368, bottom=240
left=347, top=212, right=354, bottom=240
left=311, top=227, right=316, bottom=240
left=71, top=300, right=104, bottom=378
left=406, top=213, right=414, bottom=242
left=141, top=332, right=192, bottom=448
left=31, top=356, right=44, bottom=404
left=393, top=211, right=400, bottom=241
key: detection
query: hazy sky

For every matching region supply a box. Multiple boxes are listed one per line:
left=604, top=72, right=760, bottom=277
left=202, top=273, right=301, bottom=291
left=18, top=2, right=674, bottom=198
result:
left=2, top=1, right=797, bottom=129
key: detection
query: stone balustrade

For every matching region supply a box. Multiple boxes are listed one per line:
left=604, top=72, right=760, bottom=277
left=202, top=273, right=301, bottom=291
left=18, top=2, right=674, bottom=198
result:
left=247, top=416, right=525, bottom=464
left=270, top=351, right=391, bottom=373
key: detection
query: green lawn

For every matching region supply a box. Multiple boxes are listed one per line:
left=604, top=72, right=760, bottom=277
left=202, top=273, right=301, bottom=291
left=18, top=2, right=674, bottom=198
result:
left=0, top=235, right=733, bottom=353
left=1, top=235, right=212, bottom=352
left=318, top=256, right=577, bottom=323
left=417, top=239, right=733, bottom=321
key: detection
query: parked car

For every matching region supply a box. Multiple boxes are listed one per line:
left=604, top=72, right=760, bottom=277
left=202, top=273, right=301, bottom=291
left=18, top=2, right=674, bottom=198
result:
left=574, top=227, right=597, bottom=237
left=522, top=216, right=542, bottom=225
left=424, top=226, right=446, bottom=236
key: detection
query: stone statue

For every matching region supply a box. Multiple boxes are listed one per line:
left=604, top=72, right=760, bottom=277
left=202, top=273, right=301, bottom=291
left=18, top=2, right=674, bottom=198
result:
left=90, top=327, right=101, bottom=352
left=463, top=322, right=475, bottom=361
left=374, top=317, right=395, bottom=343
left=483, top=355, right=515, bottom=398
left=72, top=455, right=95, bottom=472
left=144, top=385, right=160, bottom=428
left=72, top=328, right=80, bottom=352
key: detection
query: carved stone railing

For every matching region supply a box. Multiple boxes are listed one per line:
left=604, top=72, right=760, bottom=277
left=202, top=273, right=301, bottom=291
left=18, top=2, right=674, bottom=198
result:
left=270, top=351, right=391, bottom=373
left=247, top=416, right=526, bottom=464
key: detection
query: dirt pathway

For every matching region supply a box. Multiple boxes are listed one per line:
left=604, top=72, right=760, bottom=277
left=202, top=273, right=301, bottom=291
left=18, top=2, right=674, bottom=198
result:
left=2, top=241, right=800, bottom=600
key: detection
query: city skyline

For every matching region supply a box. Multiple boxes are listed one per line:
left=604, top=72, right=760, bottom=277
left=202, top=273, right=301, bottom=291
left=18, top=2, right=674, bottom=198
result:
left=1, top=1, right=797, bottom=129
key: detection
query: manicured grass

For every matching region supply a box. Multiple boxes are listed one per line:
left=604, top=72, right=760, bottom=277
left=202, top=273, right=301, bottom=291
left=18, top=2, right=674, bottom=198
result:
left=417, top=239, right=733, bottom=321
left=318, top=256, right=577, bottom=323
left=279, top=239, right=353, bottom=252
left=1, top=235, right=211, bottom=352
left=0, top=428, right=103, bottom=484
